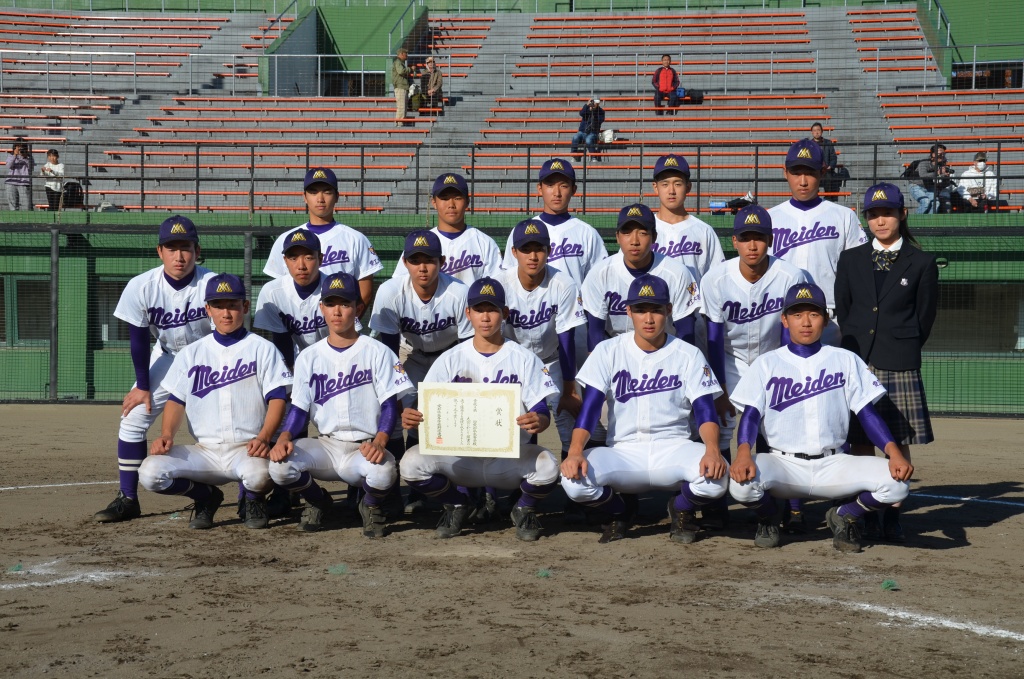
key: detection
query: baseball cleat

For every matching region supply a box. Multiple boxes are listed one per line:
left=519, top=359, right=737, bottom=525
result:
left=667, top=500, right=700, bottom=544
left=861, top=511, right=883, bottom=541
left=359, top=500, right=387, bottom=539
left=189, top=485, right=224, bottom=530
left=754, top=517, right=781, bottom=548
left=510, top=505, right=543, bottom=542
left=470, top=491, right=500, bottom=524
left=826, top=507, right=863, bottom=553
left=434, top=503, right=470, bottom=539
left=298, top=495, right=333, bottom=533
left=243, top=497, right=269, bottom=529
left=403, top=498, right=428, bottom=516
left=699, top=506, right=730, bottom=531
left=882, top=509, right=906, bottom=543
left=598, top=517, right=630, bottom=544
left=782, top=509, right=808, bottom=535
left=266, top=488, right=296, bottom=519
left=93, top=491, right=142, bottom=523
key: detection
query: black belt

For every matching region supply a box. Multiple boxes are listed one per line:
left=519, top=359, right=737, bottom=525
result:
left=774, top=449, right=839, bottom=460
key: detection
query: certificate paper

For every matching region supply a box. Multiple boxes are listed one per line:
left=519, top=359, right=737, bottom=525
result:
left=419, top=382, right=521, bottom=458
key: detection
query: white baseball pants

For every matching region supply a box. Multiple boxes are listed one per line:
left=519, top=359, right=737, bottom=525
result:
left=400, top=444, right=559, bottom=490
left=119, top=346, right=175, bottom=442
left=139, top=442, right=272, bottom=494
left=728, top=452, right=909, bottom=505
left=269, top=437, right=397, bottom=492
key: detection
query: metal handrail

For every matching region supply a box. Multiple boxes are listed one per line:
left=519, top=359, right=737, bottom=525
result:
left=387, top=0, right=419, bottom=56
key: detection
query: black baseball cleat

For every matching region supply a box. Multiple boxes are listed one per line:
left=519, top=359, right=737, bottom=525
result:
left=243, top=497, right=269, bottom=529
left=598, top=517, right=630, bottom=543
left=826, top=507, right=863, bottom=553
left=266, top=487, right=296, bottom=519
left=754, top=517, right=781, bottom=548
left=359, top=500, right=387, bottom=539
left=434, top=504, right=470, bottom=539
left=667, top=500, right=700, bottom=544
left=782, top=509, right=809, bottom=535
left=298, top=494, right=333, bottom=533
left=882, top=508, right=907, bottom=543
left=469, top=490, right=500, bottom=525
left=189, top=486, right=224, bottom=530
left=862, top=511, right=883, bottom=541
left=93, top=491, right=142, bottom=523
left=510, top=505, right=543, bottom=542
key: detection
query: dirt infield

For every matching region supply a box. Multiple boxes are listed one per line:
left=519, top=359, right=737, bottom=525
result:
left=1, top=405, right=1022, bottom=678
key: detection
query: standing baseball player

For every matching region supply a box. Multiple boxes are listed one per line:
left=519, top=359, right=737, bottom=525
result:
left=268, top=272, right=412, bottom=535
left=137, top=274, right=293, bottom=529
left=582, top=203, right=701, bottom=350
left=498, top=218, right=586, bottom=457
left=93, top=216, right=217, bottom=523
left=392, top=172, right=502, bottom=284
left=560, top=273, right=729, bottom=544
left=399, top=278, right=561, bottom=541
left=767, top=139, right=867, bottom=346
left=264, top=167, right=382, bottom=309
left=727, top=282, right=914, bottom=552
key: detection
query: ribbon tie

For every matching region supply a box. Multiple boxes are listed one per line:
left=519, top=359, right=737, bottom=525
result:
left=872, top=249, right=899, bottom=272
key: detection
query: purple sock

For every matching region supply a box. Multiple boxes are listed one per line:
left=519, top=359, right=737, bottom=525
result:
left=838, top=491, right=887, bottom=520
left=361, top=479, right=388, bottom=507
left=484, top=486, right=498, bottom=497
left=409, top=474, right=471, bottom=505
left=582, top=486, right=627, bottom=516
left=243, top=487, right=264, bottom=501
left=237, top=484, right=245, bottom=502
left=160, top=478, right=212, bottom=502
left=117, top=439, right=147, bottom=499
left=516, top=480, right=557, bottom=509
left=674, top=482, right=712, bottom=512
left=789, top=498, right=804, bottom=513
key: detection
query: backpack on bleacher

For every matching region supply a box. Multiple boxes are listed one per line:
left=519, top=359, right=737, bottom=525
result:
left=686, top=89, right=704, bottom=105
left=901, top=158, right=925, bottom=179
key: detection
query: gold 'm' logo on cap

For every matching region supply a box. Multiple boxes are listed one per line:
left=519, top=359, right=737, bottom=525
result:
left=872, top=189, right=888, bottom=201
left=524, top=223, right=540, bottom=235
left=312, top=169, right=327, bottom=179
left=549, top=160, right=564, bottom=171
left=413, top=236, right=429, bottom=247
left=443, top=175, right=457, bottom=184
left=330, top=277, right=345, bottom=289
left=216, top=281, right=233, bottom=293
left=744, top=212, right=761, bottom=225
left=627, top=206, right=643, bottom=217
left=664, top=157, right=678, bottom=167
left=795, top=287, right=813, bottom=300
left=479, top=284, right=495, bottom=296
left=638, top=285, right=655, bottom=297
left=170, top=223, right=186, bottom=234
left=797, top=147, right=813, bottom=159
left=290, top=232, right=306, bottom=241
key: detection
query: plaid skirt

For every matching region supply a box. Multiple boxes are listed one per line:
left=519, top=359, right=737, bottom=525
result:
left=849, top=367, right=934, bottom=446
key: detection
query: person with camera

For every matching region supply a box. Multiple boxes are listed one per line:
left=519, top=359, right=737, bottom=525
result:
left=955, top=152, right=998, bottom=213
left=5, top=138, right=34, bottom=211
left=570, top=98, right=605, bottom=162
left=908, top=143, right=952, bottom=214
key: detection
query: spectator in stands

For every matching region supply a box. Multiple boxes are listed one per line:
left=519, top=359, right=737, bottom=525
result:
left=570, top=98, right=605, bottom=161
left=422, top=57, right=444, bottom=115
left=41, top=149, right=65, bottom=212
left=810, top=122, right=840, bottom=202
left=955, top=152, right=998, bottom=213
left=651, top=54, right=680, bottom=116
left=909, top=143, right=953, bottom=214
left=5, top=138, right=34, bottom=211
left=392, top=48, right=412, bottom=127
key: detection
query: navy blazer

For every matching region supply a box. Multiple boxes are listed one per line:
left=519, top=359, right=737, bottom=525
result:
left=834, top=242, right=938, bottom=371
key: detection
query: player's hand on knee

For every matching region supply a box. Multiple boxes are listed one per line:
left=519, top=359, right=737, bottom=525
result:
left=557, top=390, right=582, bottom=419
left=401, top=407, right=423, bottom=430
left=122, top=387, right=152, bottom=417
left=700, top=448, right=728, bottom=480
left=269, top=439, right=293, bottom=463
left=516, top=411, right=549, bottom=435
left=359, top=440, right=387, bottom=464
left=150, top=436, right=173, bottom=455
left=247, top=437, right=270, bottom=458
left=560, top=452, right=587, bottom=481
left=729, top=457, right=757, bottom=483
left=714, top=393, right=736, bottom=423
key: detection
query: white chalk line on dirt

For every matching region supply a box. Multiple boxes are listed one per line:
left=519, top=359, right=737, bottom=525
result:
left=911, top=492, right=1024, bottom=508
left=789, top=595, right=1024, bottom=642
left=1, top=558, right=148, bottom=591
left=0, top=480, right=117, bottom=491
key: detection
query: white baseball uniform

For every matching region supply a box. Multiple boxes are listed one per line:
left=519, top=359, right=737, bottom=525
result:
left=138, top=331, right=293, bottom=494
left=560, top=333, right=728, bottom=503
left=653, top=215, right=725, bottom=284
left=391, top=227, right=502, bottom=284
left=498, top=265, right=586, bottom=449
left=727, top=344, right=909, bottom=505
left=501, top=214, right=608, bottom=287
left=113, top=265, right=217, bottom=445
left=263, top=223, right=383, bottom=280
left=400, top=340, right=561, bottom=490
left=253, top=276, right=328, bottom=356
left=268, top=336, right=413, bottom=492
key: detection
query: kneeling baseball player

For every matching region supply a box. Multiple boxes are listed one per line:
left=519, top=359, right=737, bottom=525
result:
left=560, top=274, right=729, bottom=544
left=727, top=283, right=914, bottom=552
left=399, top=278, right=561, bottom=541
left=268, top=272, right=412, bottom=536
left=137, top=274, right=292, bottom=529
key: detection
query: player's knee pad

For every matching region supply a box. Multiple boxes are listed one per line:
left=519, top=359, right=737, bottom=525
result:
left=238, top=457, right=273, bottom=494
left=267, top=460, right=300, bottom=487
left=531, top=448, right=560, bottom=486
left=727, top=478, right=762, bottom=505
left=137, top=456, right=174, bottom=492
left=118, top=405, right=160, bottom=442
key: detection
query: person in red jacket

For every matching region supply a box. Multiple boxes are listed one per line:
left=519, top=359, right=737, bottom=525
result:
left=651, top=54, right=680, bottom=116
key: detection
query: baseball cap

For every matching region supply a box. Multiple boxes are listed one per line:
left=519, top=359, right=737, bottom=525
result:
left=733, top=204, right=773, bottom=236
left=282, top=228, right=321, bottom=254
left=862, top=183, right=904, bottom=212
left=404, top=229, right=443, bottom=259
left=538, top=158, right=576, bottom=183
left=158, top=215, right=199, bottom=245
left=467, top=277, right=506, bottom=308
left=512, top=219, right=550, bottom=249
left=205, top=273, right=246, bottom=302
left=303, top=167, right=338, bottom=191
left=652, top=154, right=691, bottom=180
left=320, top=272, right=360, bottom=302
left=431, top=172, right=469, bottom=198
left=782, top=282, right=827, bottom=314
left=624, top=273, right=671, bottom=307
left=785, top=139, right=823, bottom=171
left=617, top=203, right=656, bottom=232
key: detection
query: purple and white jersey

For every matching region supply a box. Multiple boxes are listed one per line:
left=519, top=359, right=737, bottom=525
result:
left=767, top=200, right=866, bottom=309
left=370, top=273, right=473, bottom=354
left=392, top=227, right=501, bottom=284
left=730, top=345, right=885, bottom=455
left=253, top=276, right=327, bottom=355
left=164, top=332, right=292, bottom=445
left=701, top=256, right=811, bottom=365
left=424, top=340, right=559, bottom=445
left=577, top=333, right=721, bottom=446
left=653, top=215, right=725, bottom=284
left=290, top=335, right=412, bottom=443
left=498, top=265, right=585, bottom=363
left=581, top=252, right=701, bottom=338
left=114, top=265, right=216, bottom=355
left=264, top=222, right=383, bottom=280
left=501, top=214, right=608, bottom=287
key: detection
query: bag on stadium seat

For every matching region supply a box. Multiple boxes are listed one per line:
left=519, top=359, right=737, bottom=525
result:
left=901, top=158, right=925, bottom=179
left=600, top=129, right=615, bottom=145
left=675, top=87, right=686, bottom=99
left=686, top=89, right=704, bottom=105
left=62, top=180, right=83, bottom=209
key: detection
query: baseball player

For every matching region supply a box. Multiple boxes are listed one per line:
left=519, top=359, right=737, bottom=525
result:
left=268, top=272, right=412, bottom=535
left=728, top=282, right=914, bottom=552
left=137, top=274, right=293, bottom=529
left=560, top=273, right=729, bottom=544
left=264, top=167, right=382, bottom=309
left=582, top=204, right=701, bottom=350
left=391, top=172, right=502, bottom=284
left=768, top=139, right=867, bottom=346
left=93, top=216, right=217, bottom=523
left=399, top=277, right=561, bottom=541
left=498, top=218, right=586, bottom=456
left=254, top=229, right=327, bottom=370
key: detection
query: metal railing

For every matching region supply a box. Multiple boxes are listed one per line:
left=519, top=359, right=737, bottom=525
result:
left=0, top=49, right=140, bottom=95
left=387, top=0, right=420, bottom=56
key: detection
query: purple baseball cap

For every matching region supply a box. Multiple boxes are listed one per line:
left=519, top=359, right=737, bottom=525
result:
left=625, top=273, right=671, bottom=307
left=320, top=271, right=360, bottom=302
left=431, top=172, right=469, bottom=198
left=785, top=139, right=823, bottom=171
left=862, top=182, right=905, bottom=212
left=158, top=215, right=199, bottom=245
left=282, top=228, right=322, bottom=254
left=538, top=158, right=576, bottom=183
left=404, top=229, right=443, bottom=259
left=733, top=204, right=773, bottom=236
left=617, top=203, right=656, bottom=233
left=512, top=218, right=550, bottom=249
left=205, top=273, right=246, bottom=302
left=303, top=167, right=338, bottom=191
left=782, top=282, right=827, bottom=314
left=467, top=277, right=506, bottom=308
left=652, top=154, right=691, bottom=180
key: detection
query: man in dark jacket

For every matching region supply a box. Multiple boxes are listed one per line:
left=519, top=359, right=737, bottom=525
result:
left=811, top=122, right=840, bottom=202
left=651, top=55, right=680, bottom=116
left=570, top=98, right=605, bottom=160
left=909, top=143, right=952, bottom=214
